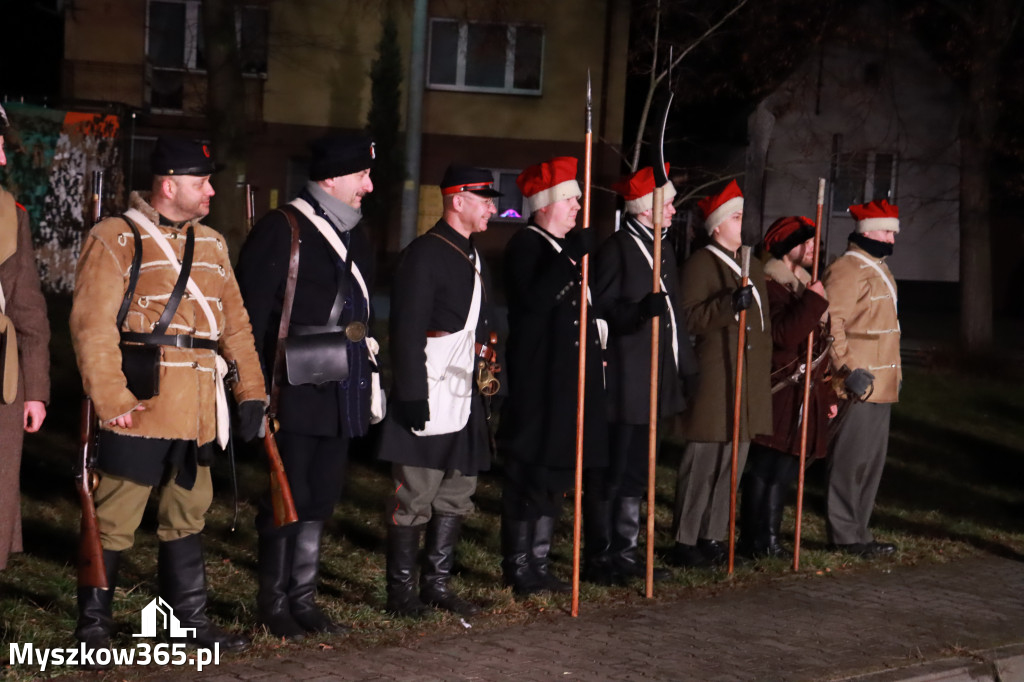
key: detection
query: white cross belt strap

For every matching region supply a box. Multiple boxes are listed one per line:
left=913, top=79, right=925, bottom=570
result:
left=626, top=232, right=680, bottom=368
left=414, top=248, right=481, bottom=437
left=289, top=198, right=371, bottom=310
left=124, top=208, right=220, bottom=338
left=525, top=225, right=609, bottom=349
left=845, top=250, right=898, bottom=319
left=704, top=244, right=765, bottom=331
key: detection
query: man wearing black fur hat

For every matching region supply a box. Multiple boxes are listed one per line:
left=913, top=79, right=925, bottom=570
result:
left=71, top=137, right=266, bottom=655
left=376, top=165, right=499, bottom=618
left=236, top=133, right=378, bottom=638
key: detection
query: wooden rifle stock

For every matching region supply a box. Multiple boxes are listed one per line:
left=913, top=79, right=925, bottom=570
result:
left=262, top=416, right=298, bottom=527
left=77, top=398, right=107, bottom=589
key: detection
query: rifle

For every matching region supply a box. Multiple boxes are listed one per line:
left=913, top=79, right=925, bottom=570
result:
left=77, top=398, right=107, bottom=588
left=244, top=183, right=256, bottom=233
left=263, top=416, right=298, bottom=527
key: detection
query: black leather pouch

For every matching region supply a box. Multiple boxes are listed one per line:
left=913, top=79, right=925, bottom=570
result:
left=283, top=333, right=348, bottom=385
left=120, top=342, right=161, bottom=399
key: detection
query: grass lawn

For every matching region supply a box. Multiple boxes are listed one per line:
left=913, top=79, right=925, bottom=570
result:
left=2, top=295, right=1023, bottom=679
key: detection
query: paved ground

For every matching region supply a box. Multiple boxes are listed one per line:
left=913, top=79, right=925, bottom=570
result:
left=140, top=554, right=1024, bottom=682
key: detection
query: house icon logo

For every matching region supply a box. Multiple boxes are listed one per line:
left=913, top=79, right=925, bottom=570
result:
left=133, top=597, right=196, bottom=638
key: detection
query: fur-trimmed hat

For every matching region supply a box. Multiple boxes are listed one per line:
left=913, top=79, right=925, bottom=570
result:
left=0, top=103, right=8, bottom=136
left=309, top=133, right=375, bottom=182
left=516, top=157, right=582, bottom=213
left=611, top=164, right=677, bottom=215
left=849, top=199, right=899, bottom=233
left=697, top=179, right=744, bottom=234
left=764, top=215, right=816, bottom=259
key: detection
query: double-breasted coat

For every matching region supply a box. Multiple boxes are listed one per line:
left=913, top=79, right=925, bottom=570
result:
left=376, top=220, right=494, bottom=476
left=753, top=257, right=835, bottom=459
left=236, top=189, right=375, bottom=438
left=0, top=189, right=50, bottom=569
left=70, top=192, right=266, bottom=481
left=822, top=243, right=901, bottom=404
left=678, top=244, right=773, bottom=443
left=592, top=223, right=699, bottom=424
left=497, top=224, right=608, bottom=480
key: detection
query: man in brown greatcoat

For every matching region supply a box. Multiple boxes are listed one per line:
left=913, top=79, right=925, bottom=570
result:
left=0, top=103, right=50, bottom=571
left=71, top=138, right=266, bottom=654
left=668, top=180, right=773, bottom=568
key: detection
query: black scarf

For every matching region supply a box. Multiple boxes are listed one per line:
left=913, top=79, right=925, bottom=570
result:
left=849, top=232, right=893, bottom=258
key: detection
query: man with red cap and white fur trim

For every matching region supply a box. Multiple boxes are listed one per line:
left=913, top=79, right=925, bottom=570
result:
left=497, top=156, right=608, bottom=596
left=820, top=199, right=901, bottom=558
left=740, top=216, right=836, bottom=559
left=667, top=179, right=773, bottom=568
left=586, top=164, right=699, bottom=584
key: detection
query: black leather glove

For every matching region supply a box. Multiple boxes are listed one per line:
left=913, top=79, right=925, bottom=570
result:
left=731, top=285, right=754, bottom=313
left=563, top=228, right=596, bottom=261
left=394, top=399, right=430, bottom=431
left=844, top=368, right=875, bottom=398
left=638, top=292, right=669, bottom=320
left=237, top=400, right=265, bottom=442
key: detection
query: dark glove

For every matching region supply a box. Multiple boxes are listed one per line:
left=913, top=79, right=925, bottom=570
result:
left=564, top=228, right=596, bottom=261
left=844, top=368, right=875, bottom=398
left=638, top=292, right=669, bottom=320
left=681, top=372, right=700, bottom=404
left=394, top=399, right=430, bottom=431
left=237, top=400, right=266, bottom=442
left=731, top=284, right=754, bottom=313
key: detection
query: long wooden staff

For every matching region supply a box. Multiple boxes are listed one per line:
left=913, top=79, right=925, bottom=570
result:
left=571, top=72, right=593, bottom=618
left=727, top=246, right=751, bottom=575
left=793, top=178, right=826, bottom=571
left=646, top=187, right=663, bottom=599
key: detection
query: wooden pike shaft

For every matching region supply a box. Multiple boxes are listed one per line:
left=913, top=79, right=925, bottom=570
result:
left=793, top=178, right=826, bottom=572
left=728, top=246, right=751, bottom=575
left=645, top=186, right=664, bottom=598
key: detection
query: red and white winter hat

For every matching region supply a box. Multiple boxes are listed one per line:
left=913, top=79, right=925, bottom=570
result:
left=849, top=199, right=899, bottom=233
left=516, top=156, right=582, bottom=213
left=697, top=179, right=744, bottom=234
left=611, top=164, right=677, bottom=215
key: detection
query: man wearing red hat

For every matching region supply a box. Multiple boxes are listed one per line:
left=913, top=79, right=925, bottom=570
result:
left=237, top=133, right=377, bottom=638
left=497, top=156, right=608, bottom=596
left=586, top=164, right=699, bottom=584
left=668, top=179, right=773, bottom=568
left=740, top=216, right=836, bottom=559
left=820, top=199, right=901, bottom=558
left=376, top=165, right=500, bottom=617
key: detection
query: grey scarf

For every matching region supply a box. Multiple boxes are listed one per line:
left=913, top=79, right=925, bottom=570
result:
left=306, top=181, right=362, bottom=233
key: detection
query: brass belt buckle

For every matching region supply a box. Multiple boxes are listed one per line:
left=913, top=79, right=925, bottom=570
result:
left=343, top=321, right=367, bottom=343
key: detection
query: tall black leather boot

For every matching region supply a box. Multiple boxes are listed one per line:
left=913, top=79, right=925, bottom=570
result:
left=611, top=497, right=671, bottom=582
left=420, top=514, right=480, bottom=616
left=158, top=535, right=250, bottom=652
left=739, top=473, right=769, bottom=558
left=256, top=530, right=305, bottom=640
left=289, top=521, right=349, bottom=634
left=501, top=515, right=541, bottom=596
left=385, top=524, right=429, bottom=617
left=763, top=483, right=793, bottom=559
left=75, top=549, right=121, bottom=651
left=531, top=516, right=571, bottom=594
left=582, top=497, right=616, bottom=586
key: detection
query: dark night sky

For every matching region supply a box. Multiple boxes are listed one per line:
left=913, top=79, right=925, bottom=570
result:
left=0, top=0, right=64, bottom=105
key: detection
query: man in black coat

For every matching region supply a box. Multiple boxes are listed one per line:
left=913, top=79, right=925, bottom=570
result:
left=589, top=165, right=699, bottom=584
left=376, top=166, right=499, bottom=618
left=236, top=133, right=377, bottom=639
left=498, top=156, right=608, bottom=596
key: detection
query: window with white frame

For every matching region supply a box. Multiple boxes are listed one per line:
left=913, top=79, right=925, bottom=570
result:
left=830, top=139, right=898, bottom=215
left=427, top=18, right=544, bottom=95
left=146, top=0, right=268, bottom=111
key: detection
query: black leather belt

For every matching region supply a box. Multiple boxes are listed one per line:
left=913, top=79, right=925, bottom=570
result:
left=120, top=331, right=219, bottom=350
left=290, top=321, right=367, bottom=343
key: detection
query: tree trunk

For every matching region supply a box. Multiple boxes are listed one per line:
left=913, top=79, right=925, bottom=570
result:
left=201, top=0, right=248, bottom=259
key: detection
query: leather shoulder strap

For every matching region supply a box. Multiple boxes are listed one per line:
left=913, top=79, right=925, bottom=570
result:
left=269, top=205, right=302, bottom=419
left=151, top=225, right=195, bottom=335
left=116, top=217, right=144, bottom=329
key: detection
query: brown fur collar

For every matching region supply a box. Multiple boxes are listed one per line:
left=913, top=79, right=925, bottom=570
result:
left=763, top=257, right=811, bottom=295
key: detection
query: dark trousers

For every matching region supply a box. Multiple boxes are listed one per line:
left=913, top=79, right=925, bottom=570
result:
left=588, top=423, right=653, bottom=500
left=502, top=458, right=566, bottom=522
left=745, top=443, right=800, bottom=490
left=826, top=401, right=892, bottom=545
left=257, top=431, right=349, bottom=532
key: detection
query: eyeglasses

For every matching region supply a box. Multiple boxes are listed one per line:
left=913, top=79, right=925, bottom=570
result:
left=462, top=193, right=495, bottom=207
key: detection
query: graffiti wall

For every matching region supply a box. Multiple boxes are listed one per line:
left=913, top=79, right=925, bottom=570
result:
left=1, top=103, right=125, bottom=292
